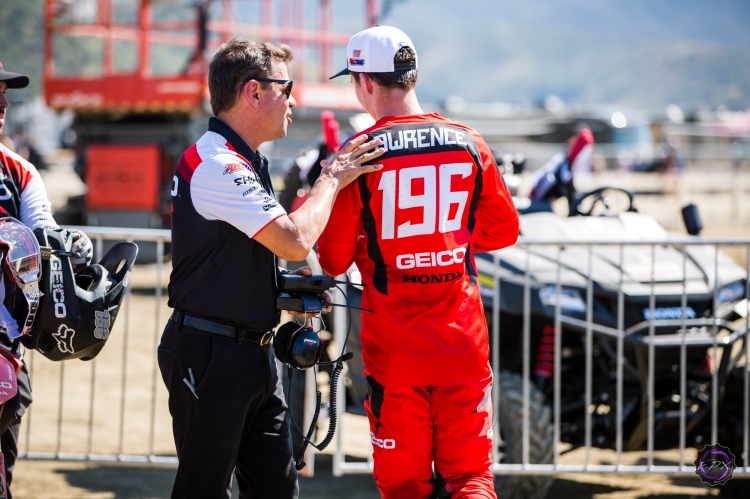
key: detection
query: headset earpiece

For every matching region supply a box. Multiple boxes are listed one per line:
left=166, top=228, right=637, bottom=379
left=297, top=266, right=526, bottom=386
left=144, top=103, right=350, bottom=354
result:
left=273, top=321, right=322, bottom=369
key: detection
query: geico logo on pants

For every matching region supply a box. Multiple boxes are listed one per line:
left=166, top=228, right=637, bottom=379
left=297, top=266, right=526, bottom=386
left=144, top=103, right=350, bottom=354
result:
left=396, top=248, right=467, bottom=270
left=370, top=432, right=396, bottom=449
left=51, top=257, right=66, bottom=318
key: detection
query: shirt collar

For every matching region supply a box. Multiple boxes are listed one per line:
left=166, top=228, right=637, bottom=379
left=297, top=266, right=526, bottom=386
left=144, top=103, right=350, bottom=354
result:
left=208, top=117, right=273, bottom=193
left=208, top=117, right=264, bottom=167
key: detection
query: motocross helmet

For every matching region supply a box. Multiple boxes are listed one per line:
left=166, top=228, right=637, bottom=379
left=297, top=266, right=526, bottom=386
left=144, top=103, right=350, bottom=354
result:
left=22, top=228, right=138, bottom=361
left=0, top=218, right=43, bottom=337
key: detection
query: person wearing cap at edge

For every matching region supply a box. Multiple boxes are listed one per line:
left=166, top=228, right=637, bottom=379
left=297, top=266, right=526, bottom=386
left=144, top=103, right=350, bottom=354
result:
left=0, top=63, right=93, bottom=497
left=317, top=27, right=519, bottom=498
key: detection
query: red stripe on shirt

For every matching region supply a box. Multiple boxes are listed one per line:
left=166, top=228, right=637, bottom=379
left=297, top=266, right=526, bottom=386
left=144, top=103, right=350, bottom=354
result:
left=177, top=144, right=201, bottom=183
left=0, top=147, right=34, bottom=190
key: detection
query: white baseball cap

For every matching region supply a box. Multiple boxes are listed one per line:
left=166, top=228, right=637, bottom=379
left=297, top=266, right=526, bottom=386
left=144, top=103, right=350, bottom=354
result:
left=329, top=26, right=418, bottom=79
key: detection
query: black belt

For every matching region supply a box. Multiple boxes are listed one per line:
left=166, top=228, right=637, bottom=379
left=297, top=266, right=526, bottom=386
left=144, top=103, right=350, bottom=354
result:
left=171, top=310, right=273, bottom=346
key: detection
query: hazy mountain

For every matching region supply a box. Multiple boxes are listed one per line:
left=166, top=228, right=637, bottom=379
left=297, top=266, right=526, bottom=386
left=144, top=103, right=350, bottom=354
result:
left=380, top=0, right=750, bottom=111
left=2, top=0, right=749, bottom=113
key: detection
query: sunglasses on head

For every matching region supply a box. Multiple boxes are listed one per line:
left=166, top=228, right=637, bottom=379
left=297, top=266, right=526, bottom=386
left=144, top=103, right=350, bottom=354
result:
left=244, top=77, right=294, bottom=99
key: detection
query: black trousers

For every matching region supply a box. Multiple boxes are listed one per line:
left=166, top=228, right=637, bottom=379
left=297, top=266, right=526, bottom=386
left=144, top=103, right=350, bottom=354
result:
left=0, top=363, right=31, bottom=499
left=158, top=318, right=298, bottom=499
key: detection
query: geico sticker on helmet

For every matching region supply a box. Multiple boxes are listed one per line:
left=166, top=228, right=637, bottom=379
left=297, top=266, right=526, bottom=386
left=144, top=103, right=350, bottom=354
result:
left=94, top=310, right=111, bottom=340
left=50, top=256, right=67, bottom=318
left=53, top=324, right=76, bottom=354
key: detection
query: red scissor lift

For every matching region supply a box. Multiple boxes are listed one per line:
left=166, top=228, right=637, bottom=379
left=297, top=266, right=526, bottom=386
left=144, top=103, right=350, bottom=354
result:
left=44, top=0, right=375, bottom=228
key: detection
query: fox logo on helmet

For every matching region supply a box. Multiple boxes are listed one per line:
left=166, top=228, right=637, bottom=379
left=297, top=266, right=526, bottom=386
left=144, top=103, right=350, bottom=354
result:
left=53, top=324, right=76, bottom=354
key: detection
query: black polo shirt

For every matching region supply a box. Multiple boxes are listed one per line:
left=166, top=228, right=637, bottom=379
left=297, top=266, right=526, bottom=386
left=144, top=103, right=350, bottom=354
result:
left=168, top=117, right=286, bottom=332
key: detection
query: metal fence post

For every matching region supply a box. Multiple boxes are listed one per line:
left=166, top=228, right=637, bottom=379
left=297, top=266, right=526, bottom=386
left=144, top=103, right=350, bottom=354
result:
left=585, top=245, right=593, bottom=468
left=679, top=246, right=687, bottom=470
left=56, top=362, right=65, bottom=458
left=148, top=238, right=164, bottom=461
left=553, top=247, right=562, bottom=468
left=522, top=248, right=531, bottom=467
left=745, top=246, right=750, bottom=471
left=616, top=245, right=624, bottom=469
left=712, top=245, right=719, bottom=445
left=647, top=244, right=656, bottom=469
left=492, top=252, right=501, bottom=465
left=117, top=238, right=134, bottom=459
left=332, top=274, right=347, bottom=477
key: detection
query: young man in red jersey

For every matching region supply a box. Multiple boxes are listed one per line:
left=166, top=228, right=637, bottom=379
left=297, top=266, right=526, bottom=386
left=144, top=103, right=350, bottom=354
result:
left=318, top=26, right=519, bottom=499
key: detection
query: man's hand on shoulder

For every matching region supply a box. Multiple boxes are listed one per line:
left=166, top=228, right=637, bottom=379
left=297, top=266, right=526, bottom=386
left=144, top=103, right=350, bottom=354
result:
left=254, top=135, right=384, bottom=261
left=317, top=134, right=385, bottom=191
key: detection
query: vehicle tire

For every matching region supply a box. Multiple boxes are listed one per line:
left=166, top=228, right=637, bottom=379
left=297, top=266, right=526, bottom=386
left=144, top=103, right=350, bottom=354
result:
left=495, top=370, right=554, bottom=499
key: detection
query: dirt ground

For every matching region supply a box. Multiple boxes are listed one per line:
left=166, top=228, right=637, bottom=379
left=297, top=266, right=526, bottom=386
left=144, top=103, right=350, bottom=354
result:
left=9, top=455, right=733, bottom=499
left=7, top=165, right=747, bottom=498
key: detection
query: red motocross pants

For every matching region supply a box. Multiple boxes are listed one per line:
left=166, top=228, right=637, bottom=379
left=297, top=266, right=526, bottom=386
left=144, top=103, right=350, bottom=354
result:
left=364, top=373, right=496, bottom=499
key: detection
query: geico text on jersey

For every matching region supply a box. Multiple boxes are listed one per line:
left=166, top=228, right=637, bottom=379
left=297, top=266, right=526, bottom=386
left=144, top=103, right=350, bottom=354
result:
left=396, top=248, right=467, bottom=269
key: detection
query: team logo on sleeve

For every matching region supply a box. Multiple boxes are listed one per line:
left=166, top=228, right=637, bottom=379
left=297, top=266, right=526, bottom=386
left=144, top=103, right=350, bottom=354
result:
left=223, top=162, right=248, bottom=175
left=234, top=175, right=255, bottom=186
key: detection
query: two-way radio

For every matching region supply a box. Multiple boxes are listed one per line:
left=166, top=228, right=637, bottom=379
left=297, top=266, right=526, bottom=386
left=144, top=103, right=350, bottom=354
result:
left=274, top=272, right=371, bottom=470
left=276, top=274, right=372, bottom=314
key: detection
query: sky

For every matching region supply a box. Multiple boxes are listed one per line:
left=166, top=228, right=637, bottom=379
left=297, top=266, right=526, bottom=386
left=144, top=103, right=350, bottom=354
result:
left=327, top=0, right=750, bottom=112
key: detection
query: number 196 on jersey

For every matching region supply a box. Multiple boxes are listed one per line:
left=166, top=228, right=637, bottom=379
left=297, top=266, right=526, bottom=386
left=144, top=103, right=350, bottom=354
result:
left=377, top=163, right=472, bottom=239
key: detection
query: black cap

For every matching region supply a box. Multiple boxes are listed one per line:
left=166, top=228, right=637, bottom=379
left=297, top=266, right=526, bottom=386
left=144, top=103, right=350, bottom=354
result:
left=329, top=67, right=350, bottom=80
left=0, top=63, right=29, bottom=89
left=329, top=61, right=416, bottom=80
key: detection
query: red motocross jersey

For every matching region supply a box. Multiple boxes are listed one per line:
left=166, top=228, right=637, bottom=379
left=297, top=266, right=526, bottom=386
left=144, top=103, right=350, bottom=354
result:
left=317, top=113, right=519, bottom=388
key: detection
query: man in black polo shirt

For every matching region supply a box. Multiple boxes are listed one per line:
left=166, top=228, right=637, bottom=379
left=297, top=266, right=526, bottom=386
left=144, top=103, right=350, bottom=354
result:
left=158, top=38, right=384, bottom=498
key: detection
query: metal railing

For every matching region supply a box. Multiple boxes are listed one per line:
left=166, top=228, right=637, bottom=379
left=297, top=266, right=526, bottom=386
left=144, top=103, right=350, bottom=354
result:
left=331, top=237, right=750, bottom=478
left=17, top=226, right=324, bottom=470
left=19, top=227, right=175, bottom=465
left=15, top=228, right=750, bottom=483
